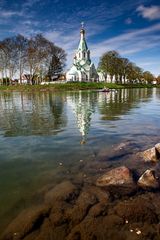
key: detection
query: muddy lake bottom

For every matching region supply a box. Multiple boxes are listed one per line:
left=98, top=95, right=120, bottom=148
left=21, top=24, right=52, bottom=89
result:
left=0, top=88, right=160, bottom=239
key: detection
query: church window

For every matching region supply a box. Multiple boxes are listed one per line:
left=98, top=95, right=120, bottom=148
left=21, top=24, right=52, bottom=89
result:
left=84, top=52, right=85, bottom=58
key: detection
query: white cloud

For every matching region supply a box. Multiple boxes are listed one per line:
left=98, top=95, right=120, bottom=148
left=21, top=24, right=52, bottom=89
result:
left=43, top=23, right=160, bottom=74
left=89, top=23, right=160, bottom=58
left=22, top=0, right=42, bottom=8
left=0, top=10, right=23, bottom=17
left=137, top=5, right=160, bottom=20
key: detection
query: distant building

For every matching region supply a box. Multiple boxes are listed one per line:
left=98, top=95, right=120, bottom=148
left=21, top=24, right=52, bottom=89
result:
left=66, top=24, right=98, bottom=82
left=152, top=80, right=157, bottom=85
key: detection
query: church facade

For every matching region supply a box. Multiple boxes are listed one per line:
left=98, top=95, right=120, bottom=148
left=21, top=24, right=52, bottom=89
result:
left=66, top=25, right=99, bottom=82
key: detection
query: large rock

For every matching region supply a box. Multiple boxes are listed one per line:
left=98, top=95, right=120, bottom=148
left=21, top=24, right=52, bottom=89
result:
left=138, top=169, right=159, bottom=190
left=155, top=143, right=160, bottom=156
left=142, top=147, right=157, bottom=162
left=96, top=166, right=136, bottom=195
left=141, top=144, right=160, bottom=162
left=96, top=166, right=133, bottom=186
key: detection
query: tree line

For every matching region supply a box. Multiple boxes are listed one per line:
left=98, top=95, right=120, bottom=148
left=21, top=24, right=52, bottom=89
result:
left=0, top=35, right=159, bottom=85
left=0, top=34, right=66, bottom=85
left=98, top=50, right=159, bottom=84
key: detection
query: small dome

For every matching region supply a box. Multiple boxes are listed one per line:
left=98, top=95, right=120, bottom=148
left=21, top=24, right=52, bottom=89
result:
left=67, top=66, right=79, bottom=75
left=80, top=28, right=85, bottom=35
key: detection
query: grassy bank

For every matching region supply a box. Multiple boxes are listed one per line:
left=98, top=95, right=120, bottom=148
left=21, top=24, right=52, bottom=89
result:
left=0, top=82, right=157, bottom=92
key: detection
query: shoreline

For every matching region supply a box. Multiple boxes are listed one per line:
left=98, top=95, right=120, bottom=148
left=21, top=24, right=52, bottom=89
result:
left=0, top=82, right=158, bottom=92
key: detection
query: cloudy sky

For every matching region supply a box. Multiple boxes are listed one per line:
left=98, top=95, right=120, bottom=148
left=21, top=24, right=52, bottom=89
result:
left=0, top=0, right=160, bottom=75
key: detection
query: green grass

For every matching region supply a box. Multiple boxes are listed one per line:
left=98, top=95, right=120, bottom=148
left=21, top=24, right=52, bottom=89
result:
left=0, top=82, right=157, bottom=92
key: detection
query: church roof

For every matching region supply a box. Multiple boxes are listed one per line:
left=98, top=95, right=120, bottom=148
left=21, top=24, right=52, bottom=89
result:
left=78, top=28, right=88, bottom=51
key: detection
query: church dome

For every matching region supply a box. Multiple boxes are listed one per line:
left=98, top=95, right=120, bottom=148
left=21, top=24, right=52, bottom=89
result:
left=67, top=66, right=79, bottom=75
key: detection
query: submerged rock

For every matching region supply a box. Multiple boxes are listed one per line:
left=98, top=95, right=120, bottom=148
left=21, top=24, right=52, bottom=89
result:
left=44, top=180, right=79, bottom=204
left=66, top=189, right=98, bottom=226
left=96, top=166, right=136, bottom=195
left=113, top=194, right=159, bottom=224
left=1, top=205, right=50, bottom=240
left=138, top=169, right=159, bottom=190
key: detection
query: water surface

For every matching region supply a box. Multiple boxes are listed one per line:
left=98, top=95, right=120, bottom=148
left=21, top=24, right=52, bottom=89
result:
left=0, top=88, right=160, bottom=230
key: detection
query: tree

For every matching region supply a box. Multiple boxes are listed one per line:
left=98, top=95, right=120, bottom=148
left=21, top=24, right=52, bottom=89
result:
left=47, top=46, right=66, bottom=81
left=0, top=34, right=66, bottom=85
left=118, top=58, right=130, bottom=83
left=26, top=34, right=66, bottom=84
left=14, top=35, right=29, bottom=84
left=98, top=50, right=144, bottom=84
left=98, top=50, right=120, bottom=82
left=143, top=71, right=155, bottom=84
left=0, top=38, right=17, bottom=84
left=156, top=75, right=160, bottom=84
left=26, top=34, right=49, bottom=84
left=0, top=42, right=8, bottom=84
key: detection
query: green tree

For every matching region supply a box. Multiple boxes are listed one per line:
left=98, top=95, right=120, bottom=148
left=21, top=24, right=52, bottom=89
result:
left=156, top=75, right=160, bottom=84
left=143, top=71, right=155, bottom=84
left=47, top=47, right=66, bottom=81
left=98, top=50, right=120, bottom=82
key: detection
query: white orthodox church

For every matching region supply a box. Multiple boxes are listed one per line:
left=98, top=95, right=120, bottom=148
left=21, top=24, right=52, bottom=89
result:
left=66, top=24, right=99, bottom=82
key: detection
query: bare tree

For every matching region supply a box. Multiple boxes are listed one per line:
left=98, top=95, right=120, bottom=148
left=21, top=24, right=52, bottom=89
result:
left=0, top=34, right=66, bottom=85
left=1, top=37, right=18, bottom=84
left=14, top=35, right=29, bottom=84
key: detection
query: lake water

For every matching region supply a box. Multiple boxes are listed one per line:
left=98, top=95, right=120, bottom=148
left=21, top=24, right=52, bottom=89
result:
left=0, top=88, right=160, bottom=231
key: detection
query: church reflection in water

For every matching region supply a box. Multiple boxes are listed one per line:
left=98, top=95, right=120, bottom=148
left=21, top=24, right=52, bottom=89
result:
left=67, top=88, right=152, bottom=143
left=67, top=91, right=96, bottom=144
left=0, top=88, right=153, bottom=141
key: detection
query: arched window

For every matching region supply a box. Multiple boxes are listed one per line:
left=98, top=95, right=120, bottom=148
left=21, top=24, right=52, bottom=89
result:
left=83, top=52, right=85, bottom=58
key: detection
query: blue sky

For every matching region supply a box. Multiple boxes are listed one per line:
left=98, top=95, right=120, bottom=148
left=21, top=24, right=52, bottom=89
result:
left=0, top=0, right=160, bottom=76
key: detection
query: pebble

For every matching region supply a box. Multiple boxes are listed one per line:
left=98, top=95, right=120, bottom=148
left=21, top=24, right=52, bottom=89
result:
left=79, top=159, right=83, bottom=162
left=130, top=229, right=133, bottom=232
left=125, top=220, right=129, bottom=224
left=136, top=228, right=141, bottom=235
left=59, top=162, right=63, bottom=166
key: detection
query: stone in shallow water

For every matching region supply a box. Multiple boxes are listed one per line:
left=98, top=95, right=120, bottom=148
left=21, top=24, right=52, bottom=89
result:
left=155, top=143, right=160, bottom=155
left=138, top=169, right=159, bottom=190
left=141, top=147, right=159, bottom=162
left=96, top=166, right=134, bottom=187
left=96, top=166, right=136, bottom=196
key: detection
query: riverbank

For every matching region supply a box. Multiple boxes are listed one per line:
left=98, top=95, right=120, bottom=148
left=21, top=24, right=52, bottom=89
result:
left=0, top=82, right=158, bottom=92
left=1, top=141, right=160, bottom=240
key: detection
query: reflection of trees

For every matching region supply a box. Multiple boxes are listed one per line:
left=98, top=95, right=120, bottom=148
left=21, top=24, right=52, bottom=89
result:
left=0, top=92, right=67, bottom=137
left=49, top=93, right=67, bottom=130
left=98, top=88, right=152, bottom=120
left=0, top=88, right=153, bottom=138
left=67, top=91, right=96, bottom=143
